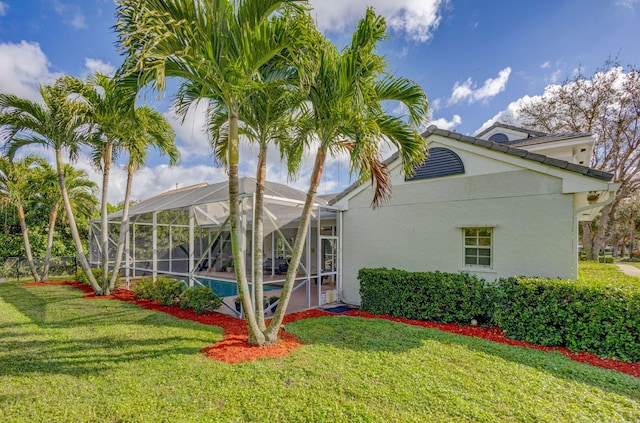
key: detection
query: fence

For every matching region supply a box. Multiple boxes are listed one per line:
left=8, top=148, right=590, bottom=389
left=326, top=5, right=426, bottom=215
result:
left=0, top=256, right=78, bottom=281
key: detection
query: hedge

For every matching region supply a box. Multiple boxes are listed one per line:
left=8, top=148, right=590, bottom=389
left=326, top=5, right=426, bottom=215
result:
left=132, top=276, right=186, bottom=306
left=358, top=268, right=640, bottom=362
left=495, top=277, right=640, bottom=362
left=358, top=268, right=496, bottom=325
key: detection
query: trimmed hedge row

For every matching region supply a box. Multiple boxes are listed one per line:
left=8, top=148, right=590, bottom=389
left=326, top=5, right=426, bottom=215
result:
left=495, top=277, right=640, bottom=362
left=358, top=268, right=640, bottom=362
left=358, top=268, right=496, bottom=325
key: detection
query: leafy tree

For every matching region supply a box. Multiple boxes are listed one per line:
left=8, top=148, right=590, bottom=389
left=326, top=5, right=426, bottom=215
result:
left=115, top=0, right=309, bottom=345
left=611, top=197, right=640, bottom=258
left=265, top=8, right=428, bottom=342
left=36, top=161, right=97, bottom=280
left=0, top=76, right=103, bottom=293
left=513, top=62, right=640, bottom=259
left=0, top=155, right=44, bottom=280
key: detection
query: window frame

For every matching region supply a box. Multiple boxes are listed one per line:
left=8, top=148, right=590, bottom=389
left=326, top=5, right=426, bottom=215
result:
left=462, top=227, right=493, bottom=269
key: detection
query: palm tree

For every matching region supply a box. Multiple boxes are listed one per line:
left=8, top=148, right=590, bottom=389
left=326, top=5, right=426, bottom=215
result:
left=0, top=155, right=44, bottom=281
left=175, top=59, right=302, bottom=331
left=263, top=9, right=429, bottom=343
left=36, top=161, right=97, bottom=281
left=77, top=73, right=138, bottom=294
left=107, top=105, right=178, bottom=292
left=0, top=76, right=103, bottom=293
left=116, top=0, right=309, bottom=345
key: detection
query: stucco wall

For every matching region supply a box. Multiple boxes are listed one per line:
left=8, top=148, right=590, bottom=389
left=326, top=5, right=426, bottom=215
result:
left=340, top=167, right=575, bottom=306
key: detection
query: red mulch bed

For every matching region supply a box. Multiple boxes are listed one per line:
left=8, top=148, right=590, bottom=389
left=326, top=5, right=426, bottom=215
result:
left=22, top=281, right=640, bottom=376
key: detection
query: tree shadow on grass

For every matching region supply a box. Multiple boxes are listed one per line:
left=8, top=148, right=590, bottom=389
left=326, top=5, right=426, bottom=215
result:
left=287, top=315, right=640, bottom=402
left=0, top=282, right=223, bottom=377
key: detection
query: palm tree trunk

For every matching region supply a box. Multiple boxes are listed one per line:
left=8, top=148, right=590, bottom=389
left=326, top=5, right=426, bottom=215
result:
left=253, top=143, right=268, bottom=331
left=265, top=146, right=326, bottom=344
left=56, top=149, right=102, bottom=294
left=42, top=203, right=59, bottom=281
left=228, top=110, right=265, bottom=345
left=100, top=142, right=113, bottom=294
left=17, top=204, right=41, bottom=282
left=109, top=163, right=134, bottom=292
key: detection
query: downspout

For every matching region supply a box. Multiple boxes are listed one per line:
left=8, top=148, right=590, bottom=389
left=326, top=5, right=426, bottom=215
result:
left=572, top=185, right=618, bottom=278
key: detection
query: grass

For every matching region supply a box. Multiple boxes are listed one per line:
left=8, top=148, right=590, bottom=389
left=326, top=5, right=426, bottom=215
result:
left=578, top=261, right=640, bottom=288
left=0, top=281, right=639, bottom=422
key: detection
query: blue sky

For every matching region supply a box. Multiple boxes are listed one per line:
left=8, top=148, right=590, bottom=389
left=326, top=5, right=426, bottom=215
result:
left=1, top=0, right=639, bottom=203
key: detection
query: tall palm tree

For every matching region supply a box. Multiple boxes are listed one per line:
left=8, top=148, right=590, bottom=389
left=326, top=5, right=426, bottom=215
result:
left=0, top=76, right=103, bottom=293
left=107, top=105, right=178, bottom=292
left=116, top=0, right=308, bottom=345
left=36, top=161, right=97, bottom=281
left=0, top=155, right=44, bottom=281
left=77, top=73, right=138, bottom=294
left=175, top=60, right=302, bottom=331
left=264, top=9, right=429, bottom=343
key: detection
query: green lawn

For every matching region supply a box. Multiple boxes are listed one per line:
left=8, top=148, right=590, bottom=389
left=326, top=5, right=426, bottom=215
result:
left=0, top=282, right=638, bottom=422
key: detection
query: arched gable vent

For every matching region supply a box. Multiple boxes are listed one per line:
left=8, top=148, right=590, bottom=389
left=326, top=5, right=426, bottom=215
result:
left=406, top=147, right=465, bottom=181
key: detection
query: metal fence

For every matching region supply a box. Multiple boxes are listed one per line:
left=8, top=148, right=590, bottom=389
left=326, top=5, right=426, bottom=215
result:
left=0, top=256, right=78, bottom=281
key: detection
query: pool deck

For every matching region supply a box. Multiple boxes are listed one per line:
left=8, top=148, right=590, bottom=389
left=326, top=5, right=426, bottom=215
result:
left=195, top=271, right=339, bottom=317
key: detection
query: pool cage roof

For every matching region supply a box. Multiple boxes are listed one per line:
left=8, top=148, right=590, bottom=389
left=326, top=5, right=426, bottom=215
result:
left=107, top=177, right=325, bottom=220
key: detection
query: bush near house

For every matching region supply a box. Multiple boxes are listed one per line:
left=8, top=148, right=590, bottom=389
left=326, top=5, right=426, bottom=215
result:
left=358, top=266, right=640, bottom=362
left=358, top=268, right=496, bottom=326
left=180, top=286, right=222, bottom=314
left=495, top=277, right=640, bottom=362
left=132, top=276, right=186, bottom=306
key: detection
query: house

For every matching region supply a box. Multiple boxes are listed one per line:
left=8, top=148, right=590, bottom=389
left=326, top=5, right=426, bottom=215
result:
left=94, top=123, right=619, bottom=312
left=333, top=123, right=619, bottom=306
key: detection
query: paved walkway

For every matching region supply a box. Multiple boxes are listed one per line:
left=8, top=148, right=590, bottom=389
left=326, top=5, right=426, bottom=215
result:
left=615, top=263, right=640, bottom=277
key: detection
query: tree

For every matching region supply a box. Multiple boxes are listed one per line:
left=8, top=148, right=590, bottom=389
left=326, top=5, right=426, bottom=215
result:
left=116, top=0, right=309, bottom=345
left=0, top=76, right=103, bottom=293
left=611, top=197, right=640, bottom=258
left=0, top=155, right=44, bottom=281
left=108, top=105, right=178, bottom=292
left=175, top=58, right=303, bottom=331
left=36, top=161, right=97, bottom=280
left=264, top=8, right=428, bottom=343
left=515, top=62, right=640, bottom=259
left=75, top=73, right=139, bottom=294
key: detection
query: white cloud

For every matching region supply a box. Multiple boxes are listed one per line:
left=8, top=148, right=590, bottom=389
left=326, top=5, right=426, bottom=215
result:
left=540, top=61, right=551, bottom=69
left=53, top=0, right=87, bottom=29
left=448, top=67, right=512, bottom=105
left=84, top=58, right=116, bottom=77
left=474, top=95, right=535, bottom=134
left=427, top=114, right=462, bottom=131
left=0, top=41, right=60, bottom=101
left=308, top=0, right=448, bottom=42
left=0, top=1, right=8, bottom=16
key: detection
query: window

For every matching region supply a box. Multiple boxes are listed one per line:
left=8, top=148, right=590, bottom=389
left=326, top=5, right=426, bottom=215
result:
left=464, top=228, right=492, bottom=268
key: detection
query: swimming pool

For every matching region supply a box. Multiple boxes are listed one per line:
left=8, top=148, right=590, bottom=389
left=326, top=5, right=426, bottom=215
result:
left=194, top=277, right=281, bottom=297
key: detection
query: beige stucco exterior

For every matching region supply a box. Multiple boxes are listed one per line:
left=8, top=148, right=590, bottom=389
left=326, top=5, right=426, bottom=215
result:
left=336, top=133, right=617, bottom=306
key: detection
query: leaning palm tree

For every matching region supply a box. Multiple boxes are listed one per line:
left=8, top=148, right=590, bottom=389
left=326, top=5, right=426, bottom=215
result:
left=0, top=76, right=103, bottom=293
left=0, top=155, right=44, bottom=281
left=116, top=0, right=309, bottom=345
left=264, top=9, right=429, bottom=343
left=36, top=161, right=97, bottom=281
left=107, top=105, right=178, bottom=292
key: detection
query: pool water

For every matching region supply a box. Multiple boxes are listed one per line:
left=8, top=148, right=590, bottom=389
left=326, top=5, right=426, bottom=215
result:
left=195, top=277, right=280, bottom=297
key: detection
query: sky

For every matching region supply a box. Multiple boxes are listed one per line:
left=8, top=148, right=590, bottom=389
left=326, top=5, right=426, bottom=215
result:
left=0, top=0, right=639, bottom=204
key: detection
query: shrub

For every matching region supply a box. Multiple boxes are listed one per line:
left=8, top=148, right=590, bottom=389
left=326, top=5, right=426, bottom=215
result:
left=494, top=276, right=640, bottom=362
left=132, top=276, right=186, bottom=305
left=179, top=286, right=222, bottom=314
left=598, top=256, right=614, bottom=263
left=358, top=268, right=496, bottom=326
left=75, top=268, right=112, bottom=287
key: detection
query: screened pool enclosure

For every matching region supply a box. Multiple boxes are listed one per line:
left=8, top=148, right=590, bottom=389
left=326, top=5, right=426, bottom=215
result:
left=89, top=178, right=342, bottom=314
